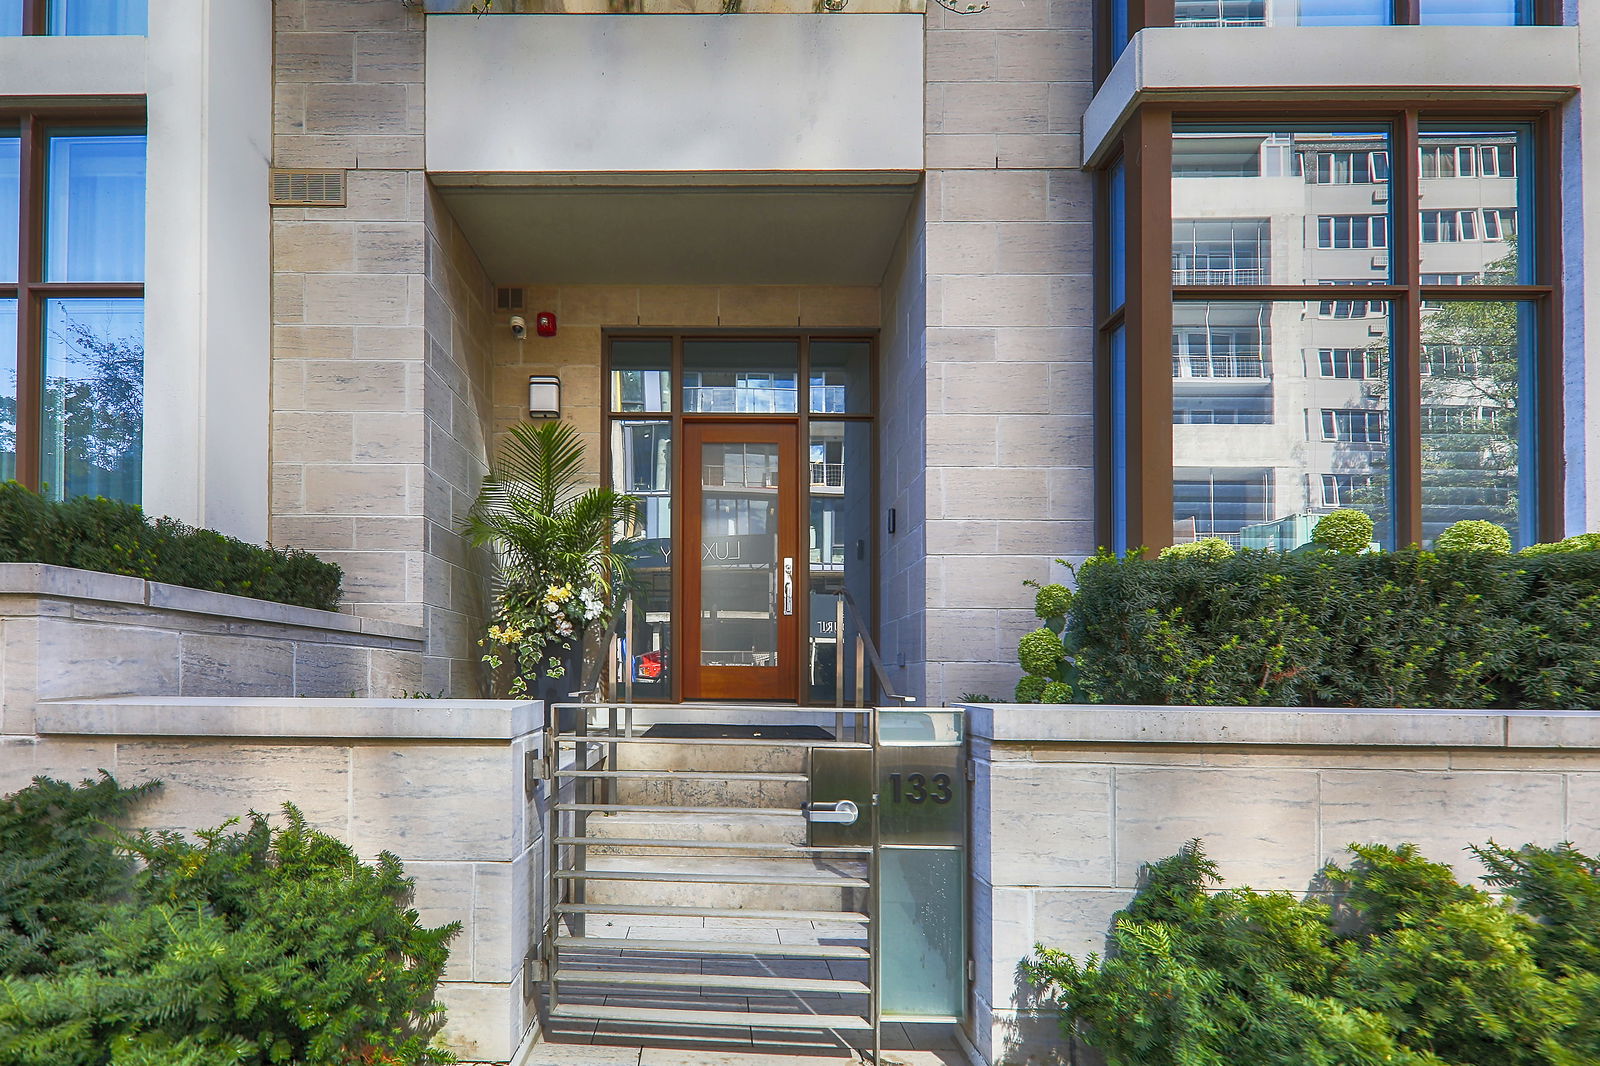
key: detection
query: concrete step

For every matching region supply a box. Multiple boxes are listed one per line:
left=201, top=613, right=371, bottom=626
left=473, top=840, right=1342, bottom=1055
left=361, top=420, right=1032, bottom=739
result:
left=582, top=810, right=808, bottom=855
left=572, top=854, right=866, bottom=912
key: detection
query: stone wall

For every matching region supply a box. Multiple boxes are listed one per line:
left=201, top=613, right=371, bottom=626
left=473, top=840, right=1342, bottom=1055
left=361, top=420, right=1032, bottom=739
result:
left=0, top=564, right=426, bottom=736
left=967, top=704, right=1600, bottom=1065
left=271, top=1, right=495, bottom=692
left=1, top=697, right=542, bottom=1065
left=917, top=2, right=1098, bottom=705
left=423, top=185, right=497, bottom=694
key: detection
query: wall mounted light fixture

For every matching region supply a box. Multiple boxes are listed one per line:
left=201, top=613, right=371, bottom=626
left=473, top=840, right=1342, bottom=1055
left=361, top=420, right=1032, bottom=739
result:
left=528, top=375, right=561, bottom=419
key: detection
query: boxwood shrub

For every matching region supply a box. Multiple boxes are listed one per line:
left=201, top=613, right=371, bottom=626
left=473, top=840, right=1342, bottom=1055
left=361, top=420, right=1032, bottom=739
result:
left=1044, top=545, right=1600, bottom=709
left=0, top=481, right=341, bottom=612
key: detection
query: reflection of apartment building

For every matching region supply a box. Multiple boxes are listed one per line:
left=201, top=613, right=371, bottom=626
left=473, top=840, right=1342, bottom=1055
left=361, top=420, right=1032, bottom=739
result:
left=1170, top=129, right=1525, bottom=548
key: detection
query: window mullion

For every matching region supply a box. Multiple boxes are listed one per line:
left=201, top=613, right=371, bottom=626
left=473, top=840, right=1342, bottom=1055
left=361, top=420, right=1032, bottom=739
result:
left=22, top=0, right=44, bottom=35
left=1392, top=110, right=1423, bottom=547
left=15, top=114, right=40, bottom=491
left=1128, top=106, right=1174, bottom=551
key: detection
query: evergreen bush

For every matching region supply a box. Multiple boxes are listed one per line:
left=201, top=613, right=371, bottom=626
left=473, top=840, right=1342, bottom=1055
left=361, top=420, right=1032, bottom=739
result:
left=1158, top=537, right=1235, bottom=561
left=1436, top=519, right=1514, bottom=554
left=1312, top=509, right=1374, bottom=554
left=0, top=775, right=458, bottom=1066
left=1024, top=840, right=1600, bottom=1066
left=1047, top=546, right=1600, bottom=709
left=0, top=482, right=341, bottom=611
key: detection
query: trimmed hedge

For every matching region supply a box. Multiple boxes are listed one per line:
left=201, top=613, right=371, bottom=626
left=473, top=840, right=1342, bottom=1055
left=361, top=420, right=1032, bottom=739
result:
left=0, top=481, right=341, bottom=612
left=1060, top=546, right=1600, bottom=709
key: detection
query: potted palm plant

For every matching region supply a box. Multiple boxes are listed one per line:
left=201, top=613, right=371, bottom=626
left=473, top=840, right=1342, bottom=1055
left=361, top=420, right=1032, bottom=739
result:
left=466, top=420, right=639, bottom=706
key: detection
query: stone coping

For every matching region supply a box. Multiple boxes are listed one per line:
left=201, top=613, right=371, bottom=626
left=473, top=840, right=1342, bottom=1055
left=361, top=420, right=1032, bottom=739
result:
left=960, top=704, right=1600, bottom=751
left=0, top=563, right=424, bottom=643
left=34, top=697, right=542, bottom=740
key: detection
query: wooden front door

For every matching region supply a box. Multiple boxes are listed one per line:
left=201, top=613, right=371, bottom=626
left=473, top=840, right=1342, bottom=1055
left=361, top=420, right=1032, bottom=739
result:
left=682, top=421, right=801, bottom=701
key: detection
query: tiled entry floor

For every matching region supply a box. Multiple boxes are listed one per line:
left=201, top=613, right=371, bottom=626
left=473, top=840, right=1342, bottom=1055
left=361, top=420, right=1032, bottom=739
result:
left=532, top=912, right=966, bottom=1066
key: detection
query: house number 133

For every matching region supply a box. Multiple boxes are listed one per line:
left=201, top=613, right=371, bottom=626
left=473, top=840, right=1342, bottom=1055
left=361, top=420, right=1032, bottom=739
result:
left=888, top=772, right=953, bottom=805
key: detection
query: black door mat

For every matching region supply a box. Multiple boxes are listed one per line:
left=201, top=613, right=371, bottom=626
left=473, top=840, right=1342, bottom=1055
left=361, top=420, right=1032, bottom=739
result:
left=639, top=723, right=835, bottom=741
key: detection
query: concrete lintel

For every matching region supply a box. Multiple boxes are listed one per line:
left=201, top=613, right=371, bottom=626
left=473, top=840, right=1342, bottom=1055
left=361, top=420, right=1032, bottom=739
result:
left=964, top=703, right=1600, bottom=750
left=0, top=35, right=145, bottom=98
left=429, top=170, right=924, bottom=189
left=1083, top=26, right=1580, bottom=168
left=34, top=696, right=543, bottom=741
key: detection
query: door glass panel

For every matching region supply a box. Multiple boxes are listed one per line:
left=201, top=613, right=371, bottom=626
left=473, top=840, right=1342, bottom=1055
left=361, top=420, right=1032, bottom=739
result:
left=683, top=339, right=798, bottom=413
left=610, top=339, right=671, bottom=413
left=699, top=441, right=780, bottom=669
left=612, top=420, right=672, bottom=697
left=809, top=422, right=872, bottom=703
left=809, top=340, right=871, bottom=414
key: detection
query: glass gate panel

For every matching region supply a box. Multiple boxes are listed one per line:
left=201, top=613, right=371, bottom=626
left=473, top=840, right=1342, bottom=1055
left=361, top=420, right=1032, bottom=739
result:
left=698, top=440, right=781, bottom=669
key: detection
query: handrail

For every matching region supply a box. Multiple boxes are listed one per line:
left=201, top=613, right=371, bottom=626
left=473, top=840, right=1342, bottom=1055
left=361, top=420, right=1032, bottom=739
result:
left=838, top=588, right=915, bottom=704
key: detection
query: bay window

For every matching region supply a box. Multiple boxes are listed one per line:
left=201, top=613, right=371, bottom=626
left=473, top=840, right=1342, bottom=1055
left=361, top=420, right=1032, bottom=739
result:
left=1100, top=108, right=1557, bottom=553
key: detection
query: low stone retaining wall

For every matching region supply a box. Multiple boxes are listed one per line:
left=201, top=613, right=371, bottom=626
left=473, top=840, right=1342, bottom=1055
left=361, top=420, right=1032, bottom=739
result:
left=0, top=697, right=542, bottom=1065
left=0, top=563, right=429, bottom=734
left=966, top=704, right=1600, bottom=1066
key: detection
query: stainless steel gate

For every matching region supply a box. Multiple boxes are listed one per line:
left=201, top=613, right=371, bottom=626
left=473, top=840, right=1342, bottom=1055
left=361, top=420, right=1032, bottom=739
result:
left=538, top=702, right=966, bottom=1060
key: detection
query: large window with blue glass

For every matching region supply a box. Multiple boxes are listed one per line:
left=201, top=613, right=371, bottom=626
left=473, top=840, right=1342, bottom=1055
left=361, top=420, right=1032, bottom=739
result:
left=1101, top=107, right=1559, bottom=554
left=0, top=115, right=145, bottom=503
left=0, top=0, right=145, bottom=35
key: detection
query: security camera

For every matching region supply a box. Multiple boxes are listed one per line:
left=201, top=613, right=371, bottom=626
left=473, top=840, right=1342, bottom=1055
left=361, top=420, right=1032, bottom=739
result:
left=509, top=315, right=528, bottom=340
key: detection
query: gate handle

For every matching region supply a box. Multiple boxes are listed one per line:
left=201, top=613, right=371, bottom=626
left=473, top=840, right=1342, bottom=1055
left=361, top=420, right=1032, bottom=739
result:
left=803, top=799, right=859, bottom=825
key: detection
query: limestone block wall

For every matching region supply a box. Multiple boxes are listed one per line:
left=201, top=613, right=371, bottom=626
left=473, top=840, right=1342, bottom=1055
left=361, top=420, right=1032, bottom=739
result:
left=0, top=564, right=426, bottom=736
left=967, top=704, right=1600, bottom=1065
left=423, top=185, right=497, bottom=694
left=917, top=2, right=1098, bottom=705
left=271, top=1, right=495, bottom=692
left=879, top=190, right=931, bottom=699
left=0, top=697, right=543, bottom=1065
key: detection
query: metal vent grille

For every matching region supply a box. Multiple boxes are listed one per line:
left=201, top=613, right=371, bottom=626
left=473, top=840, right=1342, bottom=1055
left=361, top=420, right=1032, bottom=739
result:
left=269, top=169, right=347, bottom=207
left=496, top=287, right=525, bottom=312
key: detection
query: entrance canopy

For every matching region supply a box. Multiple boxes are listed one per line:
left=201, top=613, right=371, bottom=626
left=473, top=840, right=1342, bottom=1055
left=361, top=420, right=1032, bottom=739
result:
left=433, top=173, right=917, bottom=286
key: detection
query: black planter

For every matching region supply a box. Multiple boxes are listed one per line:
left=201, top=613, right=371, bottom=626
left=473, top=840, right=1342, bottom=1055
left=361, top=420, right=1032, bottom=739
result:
left=530, top=640, right=586, bottom=731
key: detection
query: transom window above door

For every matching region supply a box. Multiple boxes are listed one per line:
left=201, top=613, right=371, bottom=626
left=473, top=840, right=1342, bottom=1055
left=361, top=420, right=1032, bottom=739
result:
left=609, top=337, right=872, bottom=417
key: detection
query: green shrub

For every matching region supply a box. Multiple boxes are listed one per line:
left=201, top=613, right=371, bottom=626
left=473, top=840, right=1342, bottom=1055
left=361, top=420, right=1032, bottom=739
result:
left=1034, top=582, right=1073, bottom=621
left=1039, top=681, right=1072, bottom=703
left=0, top=775, right=458, bottom=1066
left=1025, top=839, right=1600, bottom=1066
left=1519, top=533, right=1600, bottom=556
left=1014, top=674, right=1049, bottom=703
left=1436, top=518, right=1514, bottom=554
left=1018, top=628, right=1066, bottom=676
left=1158, top=537, right=1235, bottom=561
left=0, top=481, right=341, bottom=611
left=1312, top=508, right=1374, bottom=554
left=1054, top=547, right=1600, bottom=709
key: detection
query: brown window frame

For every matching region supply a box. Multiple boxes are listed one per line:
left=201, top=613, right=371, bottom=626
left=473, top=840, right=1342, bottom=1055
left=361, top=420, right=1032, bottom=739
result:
left=1098, top=102, right=1563, bottom=553
left=1, top=105, right=147, bottom=494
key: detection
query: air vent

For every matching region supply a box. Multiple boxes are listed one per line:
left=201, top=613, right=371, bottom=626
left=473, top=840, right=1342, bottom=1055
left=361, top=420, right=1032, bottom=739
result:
left=269, top=168, right=347, bottom=207
left=496, top=287, right=526, bottom=312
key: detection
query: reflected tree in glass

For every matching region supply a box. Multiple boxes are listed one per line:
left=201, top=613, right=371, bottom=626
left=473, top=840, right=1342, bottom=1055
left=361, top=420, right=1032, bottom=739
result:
left=40, top=300, right=143, bottom=502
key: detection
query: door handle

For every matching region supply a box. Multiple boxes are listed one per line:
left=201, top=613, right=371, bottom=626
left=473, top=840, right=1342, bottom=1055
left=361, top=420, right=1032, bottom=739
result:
left=803, top=799, right=859, bottom=825
left=783, top=557, right=794, bottom=616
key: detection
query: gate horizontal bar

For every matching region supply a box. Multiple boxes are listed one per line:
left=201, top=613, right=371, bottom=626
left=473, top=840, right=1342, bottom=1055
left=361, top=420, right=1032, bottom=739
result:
left=555, top=868, right=867, bottom=888
left=548, top=1004, right=874, bottom=1031
left=554, top=936, right=868, bottom=959
left=555, top=903, right=869, bottom=923
left=554, top=968, right=869, bottom=995
left=552, top=703, right=874, bottom=715
left=556, top=836, right=872, bottom=855
left=555, top=769, right=809, bottom=783
left=556, top=802, right=805, bottom=817
left=552, top=736, right=872, bottom=750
